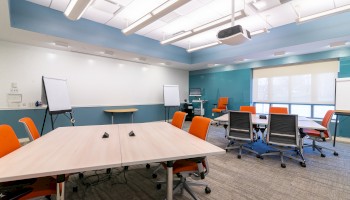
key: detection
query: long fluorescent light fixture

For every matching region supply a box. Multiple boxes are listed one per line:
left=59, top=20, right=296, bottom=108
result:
left=161, top=11, right=246, bottom=45
left=122, top=0, right=190, bottom=35
left=64, top=0, right=94, bottom=21
left=187, top=41, right=221, bottom=53
left=296, top=4, right=350, bottom=23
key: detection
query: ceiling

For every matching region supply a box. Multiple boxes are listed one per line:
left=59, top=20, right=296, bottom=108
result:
left=1, top=0, right=350, bottom=71
left=26, top=0, right=350, bottom=49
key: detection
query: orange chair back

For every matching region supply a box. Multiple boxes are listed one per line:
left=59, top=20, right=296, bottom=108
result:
left=269, top=107, right=288, bottom=114
left=240, top=106, right=256, bottom=114
left=0, top=125, right=21, bottom=158
left=19, top=117, right=40, bottom=141
left=322, top=110, right=335, bottom=138
left=188, top=116, right=211, bottom=141
left=171, top=111, right=187, bottom=129
left=217, top=97, right=229, bottom=109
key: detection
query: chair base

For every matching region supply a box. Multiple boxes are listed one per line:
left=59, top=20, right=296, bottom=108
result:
left=226, top=140, right=259, bottom=158
left=157, top=176, right=210, bottom=200
left=304, top=139, right=339, bottom=157
left=260, top=146, right=306, bottom=168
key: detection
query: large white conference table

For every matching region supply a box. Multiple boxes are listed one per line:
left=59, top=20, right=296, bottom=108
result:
left=0, top=122, right=225, bottom=200
left=215, top=113, right=327, bottom=131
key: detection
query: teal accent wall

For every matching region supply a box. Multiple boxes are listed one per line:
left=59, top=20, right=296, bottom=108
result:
left=337, top=57, right=350, bottom=137
left=0, top=105, right=177, bottom=139
left=189, top=69, right=251, bottom=118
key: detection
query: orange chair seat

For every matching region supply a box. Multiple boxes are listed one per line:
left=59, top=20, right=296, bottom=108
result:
left=303, top=129, right=329, bottom=138
left=162, top=160, right=206, bottom=174
left=17, top=177, right=57, bottom=200
left=212, top=108, right=225, bottom=113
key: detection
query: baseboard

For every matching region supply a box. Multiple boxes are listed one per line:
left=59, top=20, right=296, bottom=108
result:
left=333, top=136, right=350, bottom=144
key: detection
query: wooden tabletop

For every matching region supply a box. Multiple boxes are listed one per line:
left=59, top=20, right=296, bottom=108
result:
left=334, top=110, right=350, bottom=115
left=0, top=122, right=224, bottom=183
left=104, top=108, right=138, bottom=113
left=215, top=113, right=327, bottom=131
left=119, top=122, right=225, bottom=166
left=0, top=125, right=122, bottom=182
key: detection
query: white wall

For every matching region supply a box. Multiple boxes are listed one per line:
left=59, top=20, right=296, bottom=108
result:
left=0, top=41, right=189, bottom=108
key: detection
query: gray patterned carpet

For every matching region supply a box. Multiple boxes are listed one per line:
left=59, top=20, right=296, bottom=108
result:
left=63, top=122, right=350, bottom=200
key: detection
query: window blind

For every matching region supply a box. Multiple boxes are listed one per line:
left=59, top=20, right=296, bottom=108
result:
left=253, top=60, right=339, bottom=104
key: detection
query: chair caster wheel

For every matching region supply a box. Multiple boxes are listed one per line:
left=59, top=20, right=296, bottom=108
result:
left=106, top=168, right=111, bottom=174
left=205, top=186, right=211, bottom=194
left=124, top=166, right=129, bottom=171
left=281, top=163, right=286, bottom=168
left=73, top=186, right=78, bottom=192
left=79, top=173, right=84, bottom=179
left=256, top=155, right=262, bottom=159
left=146, top=164, right=151, bottom=169
left=300, top=162, right=306, bottom=167
left=237, top=155, right=241, bottom=159
left=156, top=184, right=161, bottom=190
left=152, top=174, right=157, bottom=179
left=334, top=152, right=339, bottom=156
left=45, top=195, right=51, bottom=200
left=321, top=154, right=326, bottom=157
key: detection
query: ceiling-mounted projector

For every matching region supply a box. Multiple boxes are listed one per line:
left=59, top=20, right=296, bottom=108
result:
left=217, top=25, right=251, bottom=45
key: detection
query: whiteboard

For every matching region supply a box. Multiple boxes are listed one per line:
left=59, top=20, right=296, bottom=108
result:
left=42, top=76, right=72, bottom=114
left=163, top=85, right=180, bottom=107
left=335, top=78, right=350, bottom=110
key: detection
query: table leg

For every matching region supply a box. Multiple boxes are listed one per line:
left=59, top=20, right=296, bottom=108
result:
left=111, top=113, right=114, bottom=124
left=333, top=114, right=339, bottom=147
left=166, top=161, right=173, bottom=200
left=131, top=112, right=134, bottom=123
left=56, top=174, right=65, bottom=200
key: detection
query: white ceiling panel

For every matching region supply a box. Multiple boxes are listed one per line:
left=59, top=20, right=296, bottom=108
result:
left=173, top=0, right=207, bottom=16
left=117, top=0, right=165, bottom=23
left=136, top=20, right=167, bottom=35
left=109, top=0, right=134, bottom=7
left=93, top=0, right=122, bottom=14
left=260, top=2, right=297, bottom=28
left=83, top=7, right=114, bottom=24
left=334, top=0, right=350, bottom=7
left=26, top=0, right=51, bottom=7
left=293, top=0, right=335, bottom=17
left=50, top=0, right=69, bottom=11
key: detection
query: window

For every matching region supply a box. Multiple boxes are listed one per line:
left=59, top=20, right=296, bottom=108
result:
left=256, top=103, right=269, bottom=114
left=291, top=105, right=311, bottom=117
left=314, top=105, right=335, bottom=118
left=253, top=60, right=338, bottom=104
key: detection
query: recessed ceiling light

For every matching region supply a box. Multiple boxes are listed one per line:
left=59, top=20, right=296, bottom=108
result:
left=274, top=51, right=286, bottom=56
left=103, top=50, right=114, bottom=55
left=53, top=41, right=69, bottom=48
left=329, top=41, right=347, bottom=48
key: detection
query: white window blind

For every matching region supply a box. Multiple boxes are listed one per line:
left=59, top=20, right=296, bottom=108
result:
left=253, top=60, right=339, bottom=104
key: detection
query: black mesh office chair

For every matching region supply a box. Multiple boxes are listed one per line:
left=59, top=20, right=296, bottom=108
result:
left=226, top=111, right=259, bottom=159
left=260, top=114, right=306, bottom=168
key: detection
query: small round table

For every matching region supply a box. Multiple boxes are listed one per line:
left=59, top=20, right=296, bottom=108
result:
left=104, top=108, right=138, bottom=124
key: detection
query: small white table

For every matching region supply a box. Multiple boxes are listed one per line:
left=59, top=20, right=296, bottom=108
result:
left=104, top=108, right=138, bottom=124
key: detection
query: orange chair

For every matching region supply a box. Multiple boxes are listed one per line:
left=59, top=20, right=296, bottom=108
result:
left=302, top=110, right=339, bottom=157
left=212, top=97, right=229, bottom=115
left=171, top=111, right=188, bottom=129
left=269, top=107, right=288, bottom=114
left=157, top=116, right=212, bottom=198
left=240, top=106, right=256, bottom=114
left=19, top=117, right=40, bottom=141
left=0, top=124, right=58, bottom=200
left=151, top=111, right=188, bottom=176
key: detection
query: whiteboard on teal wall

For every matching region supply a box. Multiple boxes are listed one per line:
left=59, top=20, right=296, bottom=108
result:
left=0, top=41, right=189, bottom=109
left=335, top=78, right=350, bottom=110
left=42, top=76, right=72, bottom=114
left=163, top=85, right=180, bottom=107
